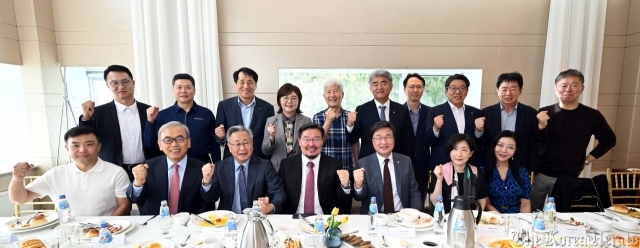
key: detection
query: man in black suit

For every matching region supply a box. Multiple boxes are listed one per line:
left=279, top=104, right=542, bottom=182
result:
left=207, top=125, right=286, bottom=214
left=347, top=69, right=415, bottom=160
left=480, top=72, right=538, bottom=172
left=79, top=65, right=159, bottom=181
left=279, top=123, right=352, bottom=215
left=215, top=67, right=275, bottom=160
left=402, top=73, right=432, bottom=206
left=127, top=121, right=216, bottom=215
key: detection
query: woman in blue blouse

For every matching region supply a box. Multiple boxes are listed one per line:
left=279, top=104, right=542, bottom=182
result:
left=483, top=130, right=531, bottom=213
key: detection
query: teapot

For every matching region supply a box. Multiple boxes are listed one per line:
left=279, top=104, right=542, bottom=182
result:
left=239, top=208, right=274, bottom=248
left=446, top=195, right=482, bottom=248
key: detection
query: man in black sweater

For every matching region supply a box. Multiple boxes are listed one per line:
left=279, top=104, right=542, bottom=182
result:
left=531, top=69, right=616, bottom=211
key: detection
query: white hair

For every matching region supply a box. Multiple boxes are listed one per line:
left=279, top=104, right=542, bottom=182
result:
left=323, top=78, right=344, bottom=92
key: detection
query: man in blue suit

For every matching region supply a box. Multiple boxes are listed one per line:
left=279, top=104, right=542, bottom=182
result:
left=215, top=67, right=275, bottom=161
left=206, top=125, right=286, bottom=214
left=352, top=121, right=421, bottom=214
left=425, top=74, right=485, bottom=170
left=480, top=72, right=538, bottom=172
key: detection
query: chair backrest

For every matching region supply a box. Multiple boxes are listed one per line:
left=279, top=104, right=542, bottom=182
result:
left=530, top=171, right=534, bottom=185
left=13, top=176, right=57, bottom=217
left=607, top=168, right=640, bottom=207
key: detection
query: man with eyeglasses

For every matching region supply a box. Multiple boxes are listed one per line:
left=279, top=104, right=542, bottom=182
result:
left=144, top=73, right=219, bottom=164
left=278, top=123, right=352, bottom=214
left=425, top=74, right=485, bottom=171
left=205, top=125, right=286, bottom=214
left=352, top=121, right=422, bottom=214
left=79, top=65, right=160, bottom=182
left=127, top=121, right=216, bottom=215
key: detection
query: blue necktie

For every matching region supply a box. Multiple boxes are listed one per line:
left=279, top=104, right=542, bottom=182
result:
left=379, top=105, right=386, bottom=121
left=238, top=165, right=249, bottom=211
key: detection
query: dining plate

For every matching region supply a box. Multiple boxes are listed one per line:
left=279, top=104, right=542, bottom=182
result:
left=606, top=234, right=640, bottom=248
left=398, top=212, right=435, bottom=228
left=139, top=238, right=175, bottom=248
left=70, top=220, right=135, bottom=243
left=187, top=212, right=246, bottom=231
left=297, top=215, right=353, bottom=234
left=6, top=212, right=59, bottom=232
left=373, top=235, right=412, bottom=247
left=555, top=213, right=591, bottom=230
left=476, top=211, right=505, bottom=225
left=477, top=236, right=523, bottom=248
left=612, top=222, right=640, bottom=233
left=606, top=206, right=640, bottom=219
left=13, top=238, right=51, bottom=248
left=192, top=210, right=237, bottom=227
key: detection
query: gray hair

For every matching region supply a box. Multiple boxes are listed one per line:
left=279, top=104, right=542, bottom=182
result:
left=368, top=69, right=393, bottom=85
left=323, top=78, right=344, bottom=92
left=157, top=121, right=190, bottom=140
left=554, top=69, right=585, bottom=85
left=226, top=125, right=254, bottom=141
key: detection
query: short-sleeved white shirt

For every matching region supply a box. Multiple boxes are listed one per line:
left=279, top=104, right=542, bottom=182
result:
left=26, top=158, right=131, bottom=216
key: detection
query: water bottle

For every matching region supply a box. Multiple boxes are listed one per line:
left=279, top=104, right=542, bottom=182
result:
left=533, top=210, right=546, bottom=232
left=314, top=214, right=324, bottom=247
left=433, top=195, right=445, bottom=235
left=98, top=221, right=114, bottom=247
left=159, top=200, right=173, bottom=234
left=225, top=213, right=237, bottom=248
left=58, top=195, right=72, bottom=224
left=252, top=200, right=260, bottom=212
left=453, top=214, right=467, bottom=248
left=544, top=197, right=556, bottom=232
left=368, top=197, right=379, bottom=237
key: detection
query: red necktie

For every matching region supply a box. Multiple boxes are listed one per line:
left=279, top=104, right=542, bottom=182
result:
left=169, top=164, right=180, bottom=214
left=304, top=162, right=315, bottom=214
left=383, top=158, right=395, bottom=214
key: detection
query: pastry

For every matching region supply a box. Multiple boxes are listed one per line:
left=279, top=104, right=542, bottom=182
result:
left=86, top=228, right=99, bottom=238
left=613, top=205, right=630, bottom=214
left=29, top=214, right=47, bottom=225
left=21, top=239, right=46, bottom=248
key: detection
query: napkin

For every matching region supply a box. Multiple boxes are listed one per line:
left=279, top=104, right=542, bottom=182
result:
left=0, top=232, right=18, bottom=244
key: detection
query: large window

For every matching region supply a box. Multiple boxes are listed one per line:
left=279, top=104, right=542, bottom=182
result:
left=0, top=64, right=29, bottom=173
left=279, top=69, right=482, bottom=115
left=64, top=67, right=109, bottom=120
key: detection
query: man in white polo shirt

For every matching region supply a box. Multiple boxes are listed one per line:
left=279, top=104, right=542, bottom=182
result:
left=9, top=126, right=131, bottom=216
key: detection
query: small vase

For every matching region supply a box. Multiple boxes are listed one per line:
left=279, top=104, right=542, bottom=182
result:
left=323, top=226, right=343, bottom=248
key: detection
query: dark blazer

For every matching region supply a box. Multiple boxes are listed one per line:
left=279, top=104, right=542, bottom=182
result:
left=126, top=155, right=214, bottom=215
left=347, top=100, right=415, bottom=160
left=79, top=100, right=159, bottom=166
left=424, top=102, right=483, bottom=170
left=481, top=102, right=539, bottom=172
left=405, top=103, right=432, bottom=203
left=278, top=154, right=351, bottom=214
left=215, top=96, right=275, bottom=160
left=206, top=155, right=286, bottom=213
left=352, top=152, right=422, bottom=214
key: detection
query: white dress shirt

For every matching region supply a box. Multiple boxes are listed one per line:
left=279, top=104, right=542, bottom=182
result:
left=354, top=153, right=402, bottom=212
left=296, top=155, right=323, bottom=214
left=346, top=99, right=390, bottom=133
left=132, top=156, right=210, bottom=197
left=433, top=102, right=483, bottom=138
left=114, top=101, right=144, bottom=164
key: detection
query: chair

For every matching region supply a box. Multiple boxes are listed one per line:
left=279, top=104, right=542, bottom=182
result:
left=530, top=171, right=534, bottom=185
left=607, top=168, right=640, bottom=207
left=13, top=176, right=57, bottom=217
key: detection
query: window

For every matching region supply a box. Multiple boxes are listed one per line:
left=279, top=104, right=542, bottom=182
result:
left=0, top=64, right=29, bottom=173
left=64, top=67, right=108, bottom=119
left=279, top=69, right=482, bottom=115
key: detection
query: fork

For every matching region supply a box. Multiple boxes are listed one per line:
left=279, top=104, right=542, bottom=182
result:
left=180, top=234, right=191, bottom=247
left=23, top=211, right=40, bottom=225
left=381, top=235, right=389, bottom=247
left=140, top=215, right=157, bottom=225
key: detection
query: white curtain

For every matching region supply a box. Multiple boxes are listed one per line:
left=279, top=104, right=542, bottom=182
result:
left=130, top=0, right=223, bottom=109
left=540, top=0, right=607, bottom=177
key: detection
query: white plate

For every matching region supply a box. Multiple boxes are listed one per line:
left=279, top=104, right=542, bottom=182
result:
left=476, top=211, right=505, bottom=225
left=71, top=220, right=136, bottom=242
left=556, top=213, right=591, bottom=230
left=6, top=212, right=59, bottom=232
left=477, top=236, right=519, bottom=248
left=612, top=222, right=640, bottom=233
left=192, top=210, right=238, bottom=227
left=139, top=238, right=175, bottom=248
left=277, top=235, right=306, bottom=248
left=14, top=238, right=51, bottom=248
left=606, top=234, right=640, bottom=247
left=187, top=212, right=247, bottom=231
left=399, top=212, right=435, bottom=228
left=606, top=206, right=640, bottom=220
left=297, top=215, right=353, bottom=234
left=373, top=235, right=412, bottom=247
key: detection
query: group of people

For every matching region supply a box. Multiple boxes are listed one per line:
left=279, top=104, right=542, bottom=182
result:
left=8, top=65, right=616, bottom=217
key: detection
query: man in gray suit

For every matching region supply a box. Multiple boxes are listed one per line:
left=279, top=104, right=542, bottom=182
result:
left=352, top=121, right=422, bottom=214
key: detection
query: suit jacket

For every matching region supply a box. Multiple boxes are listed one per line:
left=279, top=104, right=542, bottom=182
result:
left=347, top=100, right=415, bottom=160
left=352, top=152, right=422, bottom=214
left=261, top=113, right=313, bottom=171
left=481, top=102, right=539, bottom=172
left=424, top=102, right=483, bottom=170
left=126, top=155, right=214, bottom=215
left=405, top=103, right=432, bottom=183
left=206, top=155, right=286, bottom=213
left=278, top=154, right=351, bottom=214
left=215, top=96, right=275, bottom=160
left=79, top=100, right=159, bottom=166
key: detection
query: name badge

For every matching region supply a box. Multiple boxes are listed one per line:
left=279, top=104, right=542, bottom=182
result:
left=556, top=225, right=586, bottom=238
left=201, top=226, right=226, bottom=238
left=0, top=232, right=17, bottom=244
left=388, top=227, right=416, bottom=238
left=477, top=224, right=507, bottom=237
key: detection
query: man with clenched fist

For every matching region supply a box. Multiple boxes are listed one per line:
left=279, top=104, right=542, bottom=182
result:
left=79, top=65, right=159, bottom=182
left=278, top=123, right=352, bottom=215
left=128, top=121, right=216, bottom=215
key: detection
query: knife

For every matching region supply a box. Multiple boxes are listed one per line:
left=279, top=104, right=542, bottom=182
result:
left=298, top=214, right=314, bottom=228
left=192, top=214, right=216, bottom=226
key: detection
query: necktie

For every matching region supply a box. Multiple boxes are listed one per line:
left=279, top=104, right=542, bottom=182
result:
left=285, top=118, right=294, bottom=154
left=304, top=162, right=315, bottom=214
left=382, top=158, right=395, bottom=214
left=379, top=106, right=386, bottom=121
left=238, top=165, right=249, bottom=211
left=169, top=164, right=180, bottom=214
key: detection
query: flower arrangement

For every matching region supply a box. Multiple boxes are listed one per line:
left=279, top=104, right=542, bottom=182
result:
left=327, top=207, right=348, bottom=228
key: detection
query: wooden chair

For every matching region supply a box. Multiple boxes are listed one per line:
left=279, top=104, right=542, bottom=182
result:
left=13, top=176, right=56, bottom=217
left=530, top=171, right=534, bottom=185
left=607, top=168, right=640, bottom=207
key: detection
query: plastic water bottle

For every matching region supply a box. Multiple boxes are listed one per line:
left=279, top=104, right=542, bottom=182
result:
left=533, top=210, right=546, bottom=232
left=225, top=213, right=237, bottom=248
left=368, top=197, right=379, bottom=237
left=314, top=214, right=324, bottom=247
left=433, top=195, right=445, bottom=235
left=98, top=221, right=114, bottom=247
left=58, top=195, right=72, bottom=224
left=252, top=200, right=260, bottom=212
left=544, top=197, right=557, bottom=232
left=159, top=200, right=173, bottom=235
left=453, top=214, right=467, bottom=248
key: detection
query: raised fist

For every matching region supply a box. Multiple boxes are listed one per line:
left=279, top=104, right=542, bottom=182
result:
left=433, top=165, right=443, bottom=180
left=267, top=124, right=276, bottom=141
left=336, top=170, right=350, bottom=187
left=132, top=164, right=149, bottom=187
left=433, top=115, right=444, bottom=132
left=257, top=196, right=271, bottom=214
left=12, top=162, right=34, bottom=182
left=347, top=111, right=357, bottom=127
left=325, top=109, right=338, bottom=122
left=215, top=125, right=225, bottom=140
left=353, top=168, right=365, bottom=189
left=537, top=111, right=550, bottom=130
left=202, top=163, right=215, bottom=184
left=81, top=100, right=96, bottom=121
left=474, top=117, right=485, bottom=132
left=147, top=106, right=160, bottom=123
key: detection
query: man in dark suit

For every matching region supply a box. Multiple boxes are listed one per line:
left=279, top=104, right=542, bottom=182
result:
left=347, top=70, right=415, bottom=160
left=127, top=121, right=216, bottom=215
left=79, top=65, right=159, bottom=181
left=207, top=125, right=286, bottom=214
left=279, top=123, right=352, bottom=215
left=402, top=73, right=432, bottom=206
left=353, top=121, right=422, bottom=214
left=215, top=67, right=275, bottom=160
left=480, top=72, right=539, bottom=172
left=425, top=74, right=485, bottom=170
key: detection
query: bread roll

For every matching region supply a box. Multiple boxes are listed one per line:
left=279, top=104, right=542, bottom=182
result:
left=86, top=228, right=99, bottom=238
left=614, top=205, right=630, bottom=214
left=21, top=239, right=45, bottom=248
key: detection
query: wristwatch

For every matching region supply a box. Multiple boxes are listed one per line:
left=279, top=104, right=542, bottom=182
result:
left=202, top=180, right=212, bottom=187
left=584, top=160, right=591, bottom=166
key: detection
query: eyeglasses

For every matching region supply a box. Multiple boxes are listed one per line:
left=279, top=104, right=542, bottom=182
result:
left=281, top=96, right=299, bottom=102
left=229, top=141, right=253, bottom=147
left=300, top=137, right=322, bottom=143
left=372, top=136, right=394, bottom=142
left=108, top=80, right=132, bottom=87
left=161, top=136, right=189, bottom=144
left=407, top=85, right=424, bottom=90
left=447, top=86, right=468, bottom=92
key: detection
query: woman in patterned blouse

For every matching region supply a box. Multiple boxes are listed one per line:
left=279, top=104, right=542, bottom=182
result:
left=482, top=130, right=532, bottom=213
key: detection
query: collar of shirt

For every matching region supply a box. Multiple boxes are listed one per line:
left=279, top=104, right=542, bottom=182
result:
left=71, top=158, right=105, bottom=174
left=166, top=156, right=188, bottom=171
left=376, top=153, right=393, bottom=168
left=172, top=101, right=200, bottom=114
left=234, top=158, right=251, bottom=171
left=238, top=96, right=256, bottom=108
left=374, top=99, right=390, bottom=110
left=447, top=101, right=465, bottom=112
left=114, top=100, right=138, bottom=113
left=405, top=102, right=421, bottom=115
left=499, top=102, right=519, bottom=112
left=301, top=154, right=321, bottom=170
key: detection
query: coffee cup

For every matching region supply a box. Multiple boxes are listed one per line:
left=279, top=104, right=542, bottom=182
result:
left=203, top=237, right=222, bottom=248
